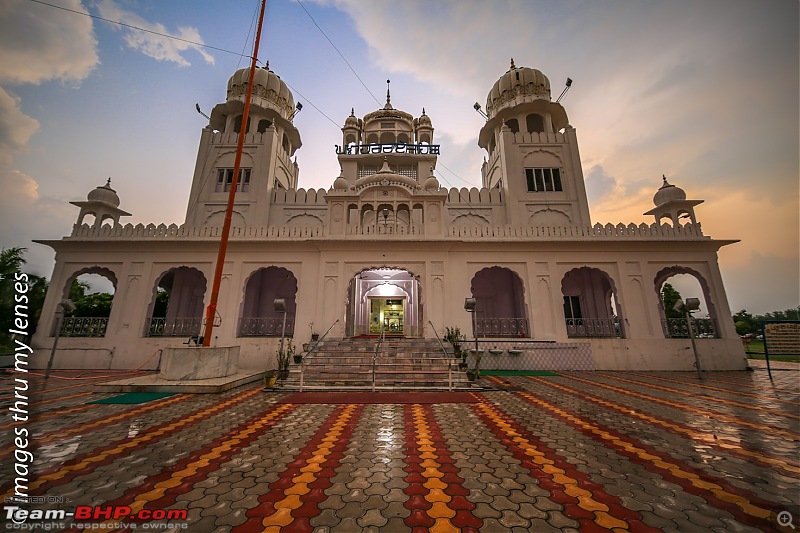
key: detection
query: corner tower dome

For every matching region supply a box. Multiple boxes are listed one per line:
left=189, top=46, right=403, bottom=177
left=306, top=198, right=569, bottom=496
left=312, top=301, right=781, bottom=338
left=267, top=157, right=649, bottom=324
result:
left=486, top=58, right=552, bottom=119
left=226, top=65, right=295, bottom=121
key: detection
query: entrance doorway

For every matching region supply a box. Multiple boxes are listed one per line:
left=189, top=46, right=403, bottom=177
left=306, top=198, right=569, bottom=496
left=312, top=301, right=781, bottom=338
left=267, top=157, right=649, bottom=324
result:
left=369, top=298, right=405, bottom=335
left=345, top=268, right=421, bottom=337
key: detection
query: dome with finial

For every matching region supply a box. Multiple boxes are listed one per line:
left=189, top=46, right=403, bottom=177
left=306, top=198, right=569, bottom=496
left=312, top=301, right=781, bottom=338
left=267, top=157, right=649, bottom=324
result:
left=87, top=178, right=121, bottom=207
left=418, top=108, right=431, bottom=126
left=226, top=63, right=295, bottom=120
left=344, top=108, right=359, bottom=127
left=485, top=58, right=551, bottom=118
left=653, top=176, right=687, bottom=206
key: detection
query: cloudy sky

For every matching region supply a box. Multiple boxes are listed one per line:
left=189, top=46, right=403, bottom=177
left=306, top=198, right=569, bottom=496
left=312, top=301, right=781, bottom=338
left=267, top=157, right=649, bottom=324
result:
left=0, top=0, right=797, bottom=315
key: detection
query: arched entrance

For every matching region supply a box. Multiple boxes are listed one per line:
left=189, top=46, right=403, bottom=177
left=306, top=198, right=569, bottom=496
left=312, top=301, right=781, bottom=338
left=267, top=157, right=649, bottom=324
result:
left=345, top=268, right=422, bottom=337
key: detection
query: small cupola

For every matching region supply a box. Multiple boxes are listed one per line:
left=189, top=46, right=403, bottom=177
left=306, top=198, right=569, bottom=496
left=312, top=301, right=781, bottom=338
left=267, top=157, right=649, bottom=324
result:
left=71, top=178, right=132, bottom=228
left=644, top=175, right=704, bottom=226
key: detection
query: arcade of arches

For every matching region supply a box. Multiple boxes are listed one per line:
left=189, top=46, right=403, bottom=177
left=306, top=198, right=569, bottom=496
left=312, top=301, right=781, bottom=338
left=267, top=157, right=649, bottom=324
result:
left=56, top=263, right=724, bottom=341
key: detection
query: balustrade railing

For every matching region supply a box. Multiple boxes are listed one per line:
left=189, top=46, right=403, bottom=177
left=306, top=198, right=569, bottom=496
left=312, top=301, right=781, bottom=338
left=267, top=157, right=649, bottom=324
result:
left=147, top=317, right=202, bottom=337
left=565, top=318, right=622, bottom=338
left=475, top=318, right=529, bottom=338
left=661, top=318, right=718, bottom=339
left=237, top=316, right=296, bottom=337
left=60, top=317, right=108, bottom=337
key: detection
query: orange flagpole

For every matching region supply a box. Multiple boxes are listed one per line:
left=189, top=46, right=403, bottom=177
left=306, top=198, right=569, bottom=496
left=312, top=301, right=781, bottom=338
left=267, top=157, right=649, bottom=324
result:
left=202, top=0, right=267, bottom=347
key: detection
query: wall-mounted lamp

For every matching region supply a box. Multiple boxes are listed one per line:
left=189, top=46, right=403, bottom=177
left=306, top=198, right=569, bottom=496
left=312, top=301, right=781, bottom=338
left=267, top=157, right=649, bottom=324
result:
left=473, top=103, right=489, bottom=121
left=195, top=103, right=210, bottom=121
left=673, top=297, right=703, bottom=380
left=555, top=77, right=573, bottom=103
left=289, top=102, right=303, bottom=120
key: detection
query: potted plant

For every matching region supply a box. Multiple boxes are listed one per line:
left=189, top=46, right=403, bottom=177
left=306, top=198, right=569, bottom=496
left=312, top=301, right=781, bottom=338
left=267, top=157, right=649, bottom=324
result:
left=264, top=369, right=278, bottom=388
left=445, top=326, right=465, bottom=357
left=458, top=348, right=468, bottom=371
left=290, top=342, right=302, bottom=364
left=309, top=322, right=319, bottom=342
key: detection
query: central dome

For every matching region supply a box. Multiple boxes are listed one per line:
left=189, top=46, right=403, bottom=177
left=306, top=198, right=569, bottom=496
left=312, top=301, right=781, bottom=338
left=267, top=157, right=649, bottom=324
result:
left=486, top=60, right=551, bottom=118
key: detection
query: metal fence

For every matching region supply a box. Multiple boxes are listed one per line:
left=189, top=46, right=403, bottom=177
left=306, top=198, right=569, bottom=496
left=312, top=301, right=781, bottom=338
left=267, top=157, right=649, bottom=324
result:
left=147, top=317, right=202, bottom=337
left=661, top=318, right=718, bottom=339
left=475, top=317, right=529, bottom=338
left=565, top=318, right=622, bottom=338
left=237, top=316, right=296, bottom=337
left=60, top=317, right=108, bottom=337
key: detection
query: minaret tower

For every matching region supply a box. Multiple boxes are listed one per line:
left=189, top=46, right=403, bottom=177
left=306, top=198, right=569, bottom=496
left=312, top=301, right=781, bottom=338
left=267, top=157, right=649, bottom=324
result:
left=478, top=60, right=591, bottom=226
left=184, top=64, right=302, bottom=227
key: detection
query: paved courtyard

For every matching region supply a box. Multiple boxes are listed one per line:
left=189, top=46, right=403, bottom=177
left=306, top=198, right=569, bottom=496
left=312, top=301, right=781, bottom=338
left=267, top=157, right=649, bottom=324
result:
left=1, top=364, right=798, bottom=532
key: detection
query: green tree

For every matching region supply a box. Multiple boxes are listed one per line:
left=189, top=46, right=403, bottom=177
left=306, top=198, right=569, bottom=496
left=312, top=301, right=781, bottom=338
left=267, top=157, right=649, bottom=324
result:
left=67, top=279, right=114, bottom=318
left=661, top=283, right=684, bottom=319
left=0, top=247, right=49, bottom=349
left=733, top=309, right=758, bottom=336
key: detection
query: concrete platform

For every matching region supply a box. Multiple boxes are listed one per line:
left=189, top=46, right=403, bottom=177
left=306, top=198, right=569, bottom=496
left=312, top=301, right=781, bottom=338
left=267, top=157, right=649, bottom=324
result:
left=93, top=370, right=262, bottom=393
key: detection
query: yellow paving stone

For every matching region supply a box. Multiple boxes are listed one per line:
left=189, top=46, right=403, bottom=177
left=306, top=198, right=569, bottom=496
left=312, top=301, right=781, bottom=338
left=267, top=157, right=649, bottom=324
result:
left=427, top=501, right=457, bottom=519
left=424, top=489, right=451, bottom=503
left=420, top=459, right=441, bottom=468
left=292, top=471, right=316, bottom=484
left=595, top=511, right=629, bottom=530
left=576, top=495, right=609, bottom=512
left=424, top=478, right=448, bottom=490
left=563, top=485, right=592, bottom=498
left=263, top=507, right=294, bottom=527
left=274, top=494, right=303, bottom=509
left=422, top=467, right=444, bottom=478
left=285, top=483, right=311, bottom=496
left=430, top=518, right=460, bottom=533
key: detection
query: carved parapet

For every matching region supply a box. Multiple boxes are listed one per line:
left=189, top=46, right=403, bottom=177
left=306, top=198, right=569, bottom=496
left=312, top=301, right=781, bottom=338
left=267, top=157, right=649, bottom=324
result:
left=446, top=187, right=503, bottom=204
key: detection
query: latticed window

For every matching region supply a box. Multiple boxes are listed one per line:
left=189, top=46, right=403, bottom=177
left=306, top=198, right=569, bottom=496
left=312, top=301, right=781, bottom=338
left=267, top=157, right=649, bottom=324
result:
left=525, top=168, right=562, bottom=192
left=216, top=168, right=251, bottom=192
left=358, top=164, right=417, bottom=180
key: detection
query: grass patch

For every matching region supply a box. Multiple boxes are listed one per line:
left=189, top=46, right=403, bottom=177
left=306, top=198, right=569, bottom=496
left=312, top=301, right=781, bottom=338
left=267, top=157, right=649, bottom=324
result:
left=747, top=354, right=800, bottom=362
left=481, top=370, right=560, bottom=376
left=742, top=339, right=765, bottom=355
left=90, top=392, right=174, bottom=404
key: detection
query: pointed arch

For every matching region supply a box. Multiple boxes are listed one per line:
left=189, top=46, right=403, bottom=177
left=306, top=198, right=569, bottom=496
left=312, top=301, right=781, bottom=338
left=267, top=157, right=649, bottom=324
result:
left=560, top=267, right=623, bottom=338
left=238, top=266, right=298, bottom=336
left=654, top=266, right=719, bottom=338
left=470, top=266, right=529, bottom=337
left=145, top=266, right=206, bottom=337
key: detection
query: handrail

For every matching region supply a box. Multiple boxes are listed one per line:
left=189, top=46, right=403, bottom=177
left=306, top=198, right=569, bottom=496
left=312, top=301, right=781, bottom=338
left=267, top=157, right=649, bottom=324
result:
left=430, top=321, right=454, bottom=391
left=371, top=321, right=386, bottom=392
left=428, top=321, right=452, bottom=358
left=299, top=319, right=339, bottom=392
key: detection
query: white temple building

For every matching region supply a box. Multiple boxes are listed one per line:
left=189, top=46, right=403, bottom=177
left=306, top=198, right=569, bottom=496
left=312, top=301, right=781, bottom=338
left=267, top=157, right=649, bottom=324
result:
left=31, top=61, right=746, bottom=373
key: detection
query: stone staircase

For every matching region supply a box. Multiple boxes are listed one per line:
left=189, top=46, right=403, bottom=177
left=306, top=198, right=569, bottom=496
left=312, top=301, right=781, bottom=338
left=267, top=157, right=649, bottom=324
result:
left=280, top=337, right=474, bottom=391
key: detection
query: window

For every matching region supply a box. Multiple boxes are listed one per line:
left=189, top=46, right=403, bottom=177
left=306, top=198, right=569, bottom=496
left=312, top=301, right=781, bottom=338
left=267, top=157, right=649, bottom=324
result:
left=563, top=296, right=582, bottom=320
left=525, top=168, right=563, bottom=192
left=505, top=118, right=520, bottom=133
left=526, top=113, right=545, bottom=133
left=216, top=168, right=251, bottom=192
